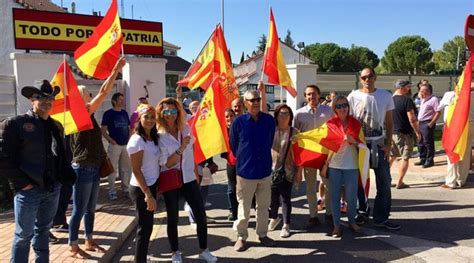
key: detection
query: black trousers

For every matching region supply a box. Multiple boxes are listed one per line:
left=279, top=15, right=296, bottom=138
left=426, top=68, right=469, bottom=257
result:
left=419, top=120, right=435, bottom=164
left=163, top=180, right=207, bottom=252
left=53, top=184, right=72, bottom=226
left=269, top=179, right=293, bottom=224
left=226, top=164, right=238, bottom=218
left=130, top=182, right=157, bottom=263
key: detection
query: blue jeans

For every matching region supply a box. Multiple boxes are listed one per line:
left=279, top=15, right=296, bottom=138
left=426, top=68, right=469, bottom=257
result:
left=372, top=147, right=392, bottom=224
left=328, top=168, right=358, bottom=226
left=11, top=183, right=61, bottom=263
left=69, top=164, right=100, bottom=244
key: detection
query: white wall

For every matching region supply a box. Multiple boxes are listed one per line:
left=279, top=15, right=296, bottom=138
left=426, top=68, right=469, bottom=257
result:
left=122, top=56, right=167, bottom=113
left=0, top=1, right=23, bottom=76
left=287, top=64, right=319, bottom=113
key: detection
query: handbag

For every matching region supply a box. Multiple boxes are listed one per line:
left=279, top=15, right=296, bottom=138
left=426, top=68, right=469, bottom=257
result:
left=99, top=157, right=114, bottom=178
left=271, top=128, right=293, bottom=185
left=157, top=135, right=184, bottom=193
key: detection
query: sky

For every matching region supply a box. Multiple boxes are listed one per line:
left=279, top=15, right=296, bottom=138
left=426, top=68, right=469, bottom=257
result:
left=52, top=0, right=473, bottom=64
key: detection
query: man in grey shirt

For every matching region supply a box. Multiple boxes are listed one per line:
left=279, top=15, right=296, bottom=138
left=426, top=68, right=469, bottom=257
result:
left=294, top=84, right=333, bottom=227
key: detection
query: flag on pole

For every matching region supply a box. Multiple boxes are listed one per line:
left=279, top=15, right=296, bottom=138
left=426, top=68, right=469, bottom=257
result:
left=261, top=8, right=297, bottom=97
left=442, top=55, right=472, bottom=163
left=74, top=0, right=122, bottom=80
left=50, top=57, right=93, bottom=135
left=177, top=25, right=235, bottom=91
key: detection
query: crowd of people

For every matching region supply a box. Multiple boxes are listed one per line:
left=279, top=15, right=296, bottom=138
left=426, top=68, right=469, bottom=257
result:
left=1, top=62, right=472, bottom=262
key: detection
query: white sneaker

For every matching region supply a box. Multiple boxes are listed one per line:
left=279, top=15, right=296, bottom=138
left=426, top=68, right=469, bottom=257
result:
left=280, top=224, right=290, bottom=238
left=171, top=251, right=183, bottom=263
left=199, top=248, right=218, bottom=262
left=268, top=217, right=281, bottom=231
left=205, top=201, right=212, bottom=208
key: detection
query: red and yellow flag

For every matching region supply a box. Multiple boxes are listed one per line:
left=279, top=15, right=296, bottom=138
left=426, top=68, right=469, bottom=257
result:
left=74, top=0, right=122, bottom=80
left=177, top=25, right=235, bottom=91
left=442, top=55, right=472, bottom=163
left=262, top=8, right=297, bottom=97
left=50, top=57, right=93, bottom=135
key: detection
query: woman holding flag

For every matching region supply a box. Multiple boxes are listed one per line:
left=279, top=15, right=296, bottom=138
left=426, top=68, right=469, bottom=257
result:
left=68, top=57, right=126, bottom=258
left=321, top=95, right=364, bottom=238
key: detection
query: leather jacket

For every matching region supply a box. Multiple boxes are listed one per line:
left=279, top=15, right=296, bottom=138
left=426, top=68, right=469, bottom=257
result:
left=0, top=110, right=76, bottom=191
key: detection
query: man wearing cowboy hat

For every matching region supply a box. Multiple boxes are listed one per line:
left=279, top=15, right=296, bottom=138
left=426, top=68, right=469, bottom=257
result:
left=0, top=80, right=76, bottom=262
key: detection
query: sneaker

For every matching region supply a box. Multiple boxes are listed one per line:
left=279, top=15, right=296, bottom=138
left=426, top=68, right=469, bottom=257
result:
left=108, top=192, right=117, bottom=201
left=171, top=251, right=183, bottom=263
left=234, top=238, right=247, bottom=252
left=199, top=248, right=218, bottom=263
left=306, top=217, right=321, bottom=229
left=414, top=160, right=425, bottom=166
left=205, top=201, right=212, bottom=208
left=206, top=217, right=216, bottom=224
left=396, top=182, right=410, bottom=189
left=258, top=236, right=276, bottom=247
left=227, top=212, right=236, bottom=221
left=268, top=217, right=281, bottom=231
left=48, top=232, right=59, bottom=244
left=51, top=224, right=69, bottom=233
left=280, top=225, right=290, bottom=238
left=355, top=214, right=368, bottom=226
left=374, top=220, right=401, bottom=230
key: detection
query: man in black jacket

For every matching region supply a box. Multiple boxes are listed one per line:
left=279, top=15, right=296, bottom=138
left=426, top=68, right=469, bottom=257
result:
left=0, top=80, right=76, bottom=263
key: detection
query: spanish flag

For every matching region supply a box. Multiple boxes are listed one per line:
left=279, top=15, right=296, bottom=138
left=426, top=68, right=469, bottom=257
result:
left=74, top=0, right=122, bottom=80
left=262, top=8, right=297, bottom=97
left=50, top=57, right=93, bottom=135
left=177, top=25, right=235, bottom=91
left=442, top=54, right=472, bottom=163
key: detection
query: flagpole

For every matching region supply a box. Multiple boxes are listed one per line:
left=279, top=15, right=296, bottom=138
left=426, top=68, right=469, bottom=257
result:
left=63, top=54, right=67, bottom=129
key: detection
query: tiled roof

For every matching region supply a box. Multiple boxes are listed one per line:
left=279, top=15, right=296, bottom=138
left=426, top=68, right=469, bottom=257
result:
left=15, top=0, right=65, bottom=12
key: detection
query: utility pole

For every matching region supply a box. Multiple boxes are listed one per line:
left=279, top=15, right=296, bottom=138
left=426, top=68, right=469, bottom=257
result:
left=221, top=0, right=224, bottom=32
left=456, top=45, right=461, bottom=71
left=121, top=0, right=125, bottom=18
left=131, top=4, right=134, bottom=19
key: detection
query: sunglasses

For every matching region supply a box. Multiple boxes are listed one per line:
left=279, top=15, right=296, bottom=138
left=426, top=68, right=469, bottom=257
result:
left=31, top=94, right=54, bottom=101
left=278, top=111, right=290, bottom=116
left=162, top=109, right=178, bottom=116
left=246, top=97, right=262, bottom=103
left=335, top=103, right=349, bottom=109
left=360, top=74, right=375, bottom=81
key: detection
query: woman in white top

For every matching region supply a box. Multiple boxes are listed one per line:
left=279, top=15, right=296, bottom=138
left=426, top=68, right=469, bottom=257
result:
left=322, top=95, right=363, bottom=238
left=156, top=97, right=217, bottom=263
left=127, top=104, right=160, bottom=263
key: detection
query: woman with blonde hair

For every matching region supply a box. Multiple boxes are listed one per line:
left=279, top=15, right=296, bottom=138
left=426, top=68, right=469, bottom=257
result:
left=156, top=97, right=217, bottom=263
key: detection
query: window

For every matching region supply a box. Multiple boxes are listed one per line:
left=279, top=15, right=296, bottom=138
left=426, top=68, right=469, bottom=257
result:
left=165, top=74, right=179, bottom=97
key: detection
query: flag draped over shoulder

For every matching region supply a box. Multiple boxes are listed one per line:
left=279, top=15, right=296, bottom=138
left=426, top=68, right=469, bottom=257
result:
left=74, top=0, right=122, bottom=80
left=177, top=25, right=235, bottom=91
left=261, top=8, right=297, bottom=97
left=50, top=58, right=93, bottom=135
left=442, top=55, right=473, bottom=163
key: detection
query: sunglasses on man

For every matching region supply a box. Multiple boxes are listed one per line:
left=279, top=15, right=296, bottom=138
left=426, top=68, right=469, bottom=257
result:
left=246, top=97, right=262, bottom=103
left=360, top=74, right=375, bottom=81
left=335, top=103, right=349, bottom=109
left=31, top=94, right=54, bottom=101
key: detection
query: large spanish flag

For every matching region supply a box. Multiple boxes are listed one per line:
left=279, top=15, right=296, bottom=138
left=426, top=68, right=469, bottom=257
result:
left=50, top=57, right=93, bottom=135
left=74, top=0, right=122, bottom=80
left=262, top=8, right=297, bottom=97
left=442, top=54, right=472, bottom=163
left=177, top=25, right=235, bottom=91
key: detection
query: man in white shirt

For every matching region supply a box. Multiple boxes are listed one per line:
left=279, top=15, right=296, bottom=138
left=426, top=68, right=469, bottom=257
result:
left=294, top=84, right=333, bottom=228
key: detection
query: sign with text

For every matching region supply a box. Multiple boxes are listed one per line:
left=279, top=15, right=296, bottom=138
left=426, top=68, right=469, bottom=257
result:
left=12, top=8, right=163, bottom=55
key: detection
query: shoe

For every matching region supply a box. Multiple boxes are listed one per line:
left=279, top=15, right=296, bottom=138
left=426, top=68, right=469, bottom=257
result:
left=440, top=184, right=455, bottom=190
left=355, top=214, right=368, bottom=226
left=374, top=220, right=401, bottom=230
left=268, top=217, right=281, bottom=231
left=258, top=236, right=276, bottom=247
left=390, top=183, right=396, bottom=187
left=108, top=192, right=117, bottom=201
left=171, top=251, right=183, bottom=263
left=331, top=228, right=342, bottom=238
left=51, top=224, right=69, bottom=233
left=422, top=162, right=434, bottom=168
left=414, top=160, right=425, bottom=166
left=234, top=238, right=247, bottom=252
left=205, top=201, right=212, bottom=208
left=340, top=202, right=347, bottom=213
left=199, top=248, right=218, bottom=263
left=307, top=217, right=321, bottom=229
left=280, top=225, right=290, bottom=238
left=396, top=183, right=410, bottom=189
left=349, top=224, right=362, bottom=233
left=206, top=217, right=216, bottom=224
left=227, top=212, right=236, bottom=221
left=317, top=198, right=326, bottom=210
left=49, top=232, right=59, bottom=244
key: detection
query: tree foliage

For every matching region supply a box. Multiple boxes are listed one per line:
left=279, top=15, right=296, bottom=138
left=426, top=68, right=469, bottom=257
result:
left=257, top=34, right=267, bottom=52
left=348, top=45, right=380, bottom=71
left=433, top=36, right=466, bottom=74
left=284, top=30, right=295, bottom=48
left=381, top=35, right=433, bottom=74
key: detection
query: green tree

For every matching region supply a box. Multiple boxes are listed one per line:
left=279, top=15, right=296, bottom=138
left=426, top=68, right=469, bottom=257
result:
left=381, top=35, right=433, bottom=73
left=284, top=30, right=295, bottom=48
left=433, top=36, right=467, bottom=73
left=348, top=45, right=380, bottom=71
left=257, top=34, right=267, bottom=52
left=303, top=43, right=353, bottom=72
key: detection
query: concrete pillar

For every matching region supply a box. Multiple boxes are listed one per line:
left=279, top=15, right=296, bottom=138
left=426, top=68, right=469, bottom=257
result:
left=11, top=52, right=63, bottom=114
left=122, top=56, right=167, bottom=113
left=286, top=64, right=319, bottom=113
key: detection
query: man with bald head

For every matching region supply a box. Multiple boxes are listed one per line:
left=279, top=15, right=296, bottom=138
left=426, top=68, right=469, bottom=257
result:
left=232, top=97, right=245, bottom=117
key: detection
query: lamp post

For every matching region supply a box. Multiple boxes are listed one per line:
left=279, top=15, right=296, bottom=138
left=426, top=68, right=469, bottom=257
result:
left=297, top=42, right=305, bottom=63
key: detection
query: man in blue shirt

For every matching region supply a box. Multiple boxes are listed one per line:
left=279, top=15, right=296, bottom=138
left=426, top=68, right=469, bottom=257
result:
left=101, top=92, right=131, bottom=200
left=230, top=90, right=276, bottom=252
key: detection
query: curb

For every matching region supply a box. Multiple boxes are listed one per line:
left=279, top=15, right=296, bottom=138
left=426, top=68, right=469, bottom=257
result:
left=98, top=217, right=137, bottom=263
